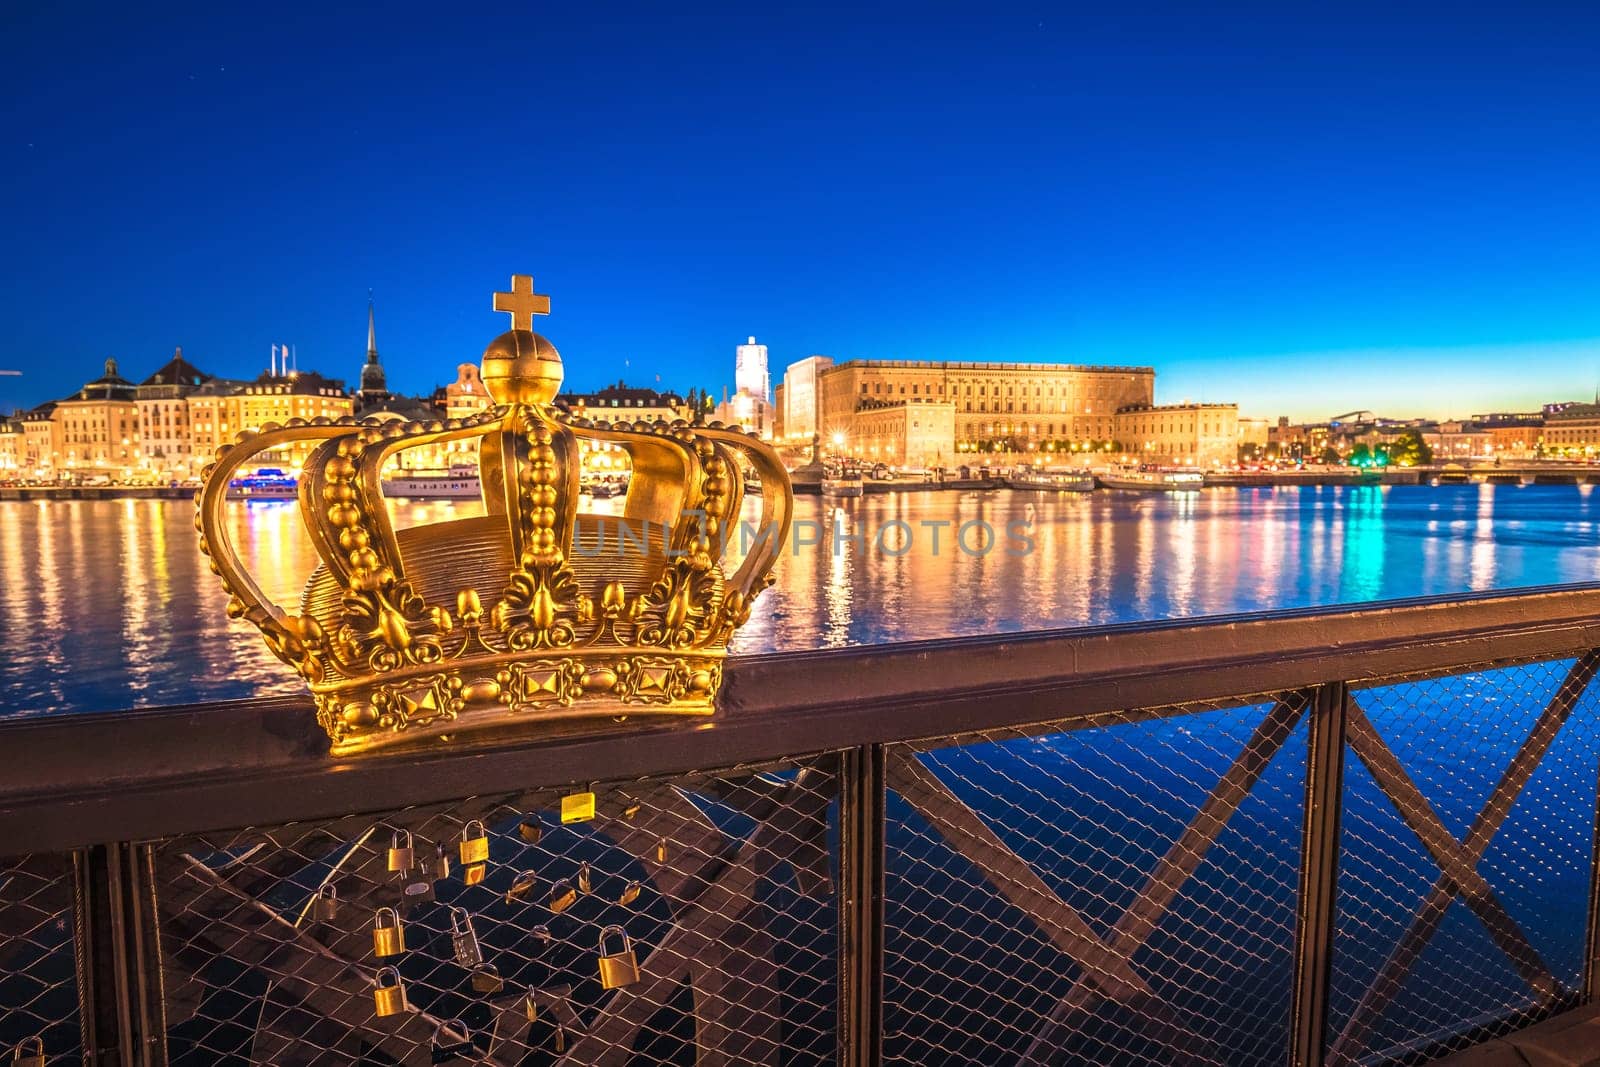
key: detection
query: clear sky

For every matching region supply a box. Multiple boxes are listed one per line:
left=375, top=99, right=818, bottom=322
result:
left=2, top=3, right=1597, bottom=420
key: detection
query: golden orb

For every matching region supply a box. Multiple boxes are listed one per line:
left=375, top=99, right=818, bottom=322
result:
left=481, top=329, right=563, bottom=406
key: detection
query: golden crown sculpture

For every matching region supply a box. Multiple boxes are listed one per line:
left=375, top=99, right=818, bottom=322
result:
left=198, top=275, right=792, bottom=755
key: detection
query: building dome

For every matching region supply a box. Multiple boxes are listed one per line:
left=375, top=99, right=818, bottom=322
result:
left=481, top=329, right=563, bottom=405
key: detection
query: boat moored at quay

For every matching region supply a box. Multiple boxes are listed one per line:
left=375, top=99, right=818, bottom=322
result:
left=1095, top=464, right=1204, bottom=491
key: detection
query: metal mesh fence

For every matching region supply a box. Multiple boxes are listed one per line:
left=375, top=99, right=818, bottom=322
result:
left=1327, top=655, right=1600, bottom=1067
left=149, top=757, right=838, bottom=1066
left=882, top=695, right=1310, bottom=1067
left=0, top=851, right=82, bottom=1064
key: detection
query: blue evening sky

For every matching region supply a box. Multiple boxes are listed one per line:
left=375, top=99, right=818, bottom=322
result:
left=1, top=3, right=1597, bottom=420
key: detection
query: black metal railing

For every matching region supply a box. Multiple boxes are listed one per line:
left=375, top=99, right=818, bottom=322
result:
left=4, top=584, right=1600, bottom=1065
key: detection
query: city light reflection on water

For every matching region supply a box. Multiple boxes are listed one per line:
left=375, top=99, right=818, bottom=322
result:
left=2, top=483, right=1599, bottom=716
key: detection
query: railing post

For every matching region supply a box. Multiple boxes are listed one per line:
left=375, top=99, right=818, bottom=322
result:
left=1290, top=682, right=1348, bottom=1067
left=1585, top=743, right=1600, bottom=1002
left=74, top=843, right=166, bottom=1066
left=839, top=744, right=886, bottom=1067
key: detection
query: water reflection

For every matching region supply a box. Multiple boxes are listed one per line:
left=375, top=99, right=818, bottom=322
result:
left=3, top=484, right=1600, bottom=715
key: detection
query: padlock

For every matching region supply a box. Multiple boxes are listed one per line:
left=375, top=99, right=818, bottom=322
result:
left=597, top=924, right=641, bottom=989
left=402, top=861, right=435, bottom=902
left=462, top=862, right=487, bottom=886
left=517, top=817, right=543, bottom=844
left=621, top=799, right=642, bottom=821
left=388, top=829, right=415, bottom=872
left=560, top=791, right=596, bottom=824
left=447, top=906, right=483, bottom=967
left=313, top=883, right=339, bottom=922
left=469, top=962, right=503, bottom=994
left=532, top=924, right=552, bottom=943
left=10, top=1037, right=44, bottom=1067
left=459, top=819, right=489, bottom=865
left=431, top=1018, right=474, bottom=1063
left=373, top=967, right=409, bottom=1017
left=554, top=1023, right=567, bottom=1054
left=577, top=861, right=592, bottom=895
left=549, top=878, right=576, bottom=915
left=523, top=988, right=539, bottom=1022
left=618, top=880, right=641, bottom=907
left=655, top=837, right=668, bottom=864
left=432, top=843, right=451, bottom=881
left=505, top=869, right=539, bottom=904
left=372, top=907, right=406, bottom=957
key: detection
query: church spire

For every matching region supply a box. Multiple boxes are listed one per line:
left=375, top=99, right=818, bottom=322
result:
left=360, top=289, right=388, bottom=400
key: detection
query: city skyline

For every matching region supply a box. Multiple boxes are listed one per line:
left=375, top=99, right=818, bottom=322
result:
left=5, top=5, right=1600, bottom=419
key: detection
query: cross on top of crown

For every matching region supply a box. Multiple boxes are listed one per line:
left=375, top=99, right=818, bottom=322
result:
left=492, top=275, right=551, bottom=333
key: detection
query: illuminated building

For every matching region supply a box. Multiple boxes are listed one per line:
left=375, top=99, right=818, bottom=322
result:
left=54, top=359, right=140, bottom=477
left=717, top=336, right=775, bottom=437
left=135, top=347, right=210, bottom=479
left=0, top=416, right=20, bottom=474
left=1112, top=403, right=1240, bottom=467
left=19, top=403, right=58, bottom=475
left=847, top=400, right=956, bottom=468
left=777, top=355, right=834, bottom=442
left=735, top=336, right=770, bottom=401
left=559, top=382, right=687, bottom=424
left=1544, top=403, right=1600, bottom=455
left=811, top=359, right=1155, bottom=450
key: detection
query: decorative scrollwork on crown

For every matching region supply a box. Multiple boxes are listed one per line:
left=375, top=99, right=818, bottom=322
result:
left=196, top=274, right=792, bottom=756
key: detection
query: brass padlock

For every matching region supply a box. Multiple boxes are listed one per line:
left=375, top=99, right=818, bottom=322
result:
left=373, top=966, right=409, bottom=1017
left=618, top=880, right=641, bottom=907
left=462, top=862, right=487, bottom=886
left=518, top=817, right=543, bottom=844
left=655, top=837, right=668, bottom=864
left=577, top=861, right=592, bottom=895
left=621, top=799, right=642, bottom=820
left=431, top=1018, right=473, bottom=1063
left=505, top=869, right=539, bottom=904
left=459, top=819, right=489, bottom=865
left=372, top=907, right=406, bottom=957
left=10, top=1037, right=44, bottom=1067
left=448, top=906, right=482, bottom=967
left=523, top=989, right=539, bottom=1022
left=549, top=878, right=576, bottom=915
left=469, top=962, right=503, bottom=994
left=553, top=1023, right=567, bottom=1054
left=313, top=883, right=339, bottom=922
left=432, top=843, right=451, bottom=882
left=597, top=924, right=640, bottom=989
left=388, top=829, right=415, bottom=872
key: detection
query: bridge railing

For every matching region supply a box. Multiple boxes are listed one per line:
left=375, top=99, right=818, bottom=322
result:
left=3, top=585, right=1600, bottom=1066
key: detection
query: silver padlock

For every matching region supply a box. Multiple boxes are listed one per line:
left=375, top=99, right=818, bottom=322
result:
left=469, top=962, right=503, bottom=994
left=448, top=905, right=482, bottom=968
left=402, top=860, right=435, bottom=902
left=577, top=860, right=592, bottom=895
left=312, top=883, right=339, bottom=921
left=430, top=1018, right=473, bottom=1063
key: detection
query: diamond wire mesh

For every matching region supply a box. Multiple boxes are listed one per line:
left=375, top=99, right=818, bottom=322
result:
left=0, top=852, right=82, bottom=1064
left=1328, top=656, right=1600, bottom=1067
left=149, top=758, right=838, bottom=1066
left=882, top=695, right=1309, bottom=1067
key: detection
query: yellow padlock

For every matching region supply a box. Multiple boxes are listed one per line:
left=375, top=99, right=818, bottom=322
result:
left=372, top=907, right=405, bottom=957
left=597, top=924, right=641, bottom=990
left=655, top=837, right=668, bottom=864
left=459, top=819, right=489, bottom=865
left=10, top=1037, right=45, bottom=1067
left=462, top=862, right=487, bottom=886
left=387, top=829, right=415, bottom=872
left=618, top=880, right=641, bottom=907
left=620, top=799, right=642, bottom=821
left=549, top=878, right=576, bottom=915
left=560, top=791, right=596, bottom=824
left=373, top=966, right=409, bottom=1017
left=469, top=963, right=504, bottom=994
left=554, top=1023, right=566, bottom=1054
left=312, top=883, right=339, bottom=922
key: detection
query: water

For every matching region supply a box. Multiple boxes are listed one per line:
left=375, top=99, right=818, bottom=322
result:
left=2, top=483, right=1599, bottom=716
